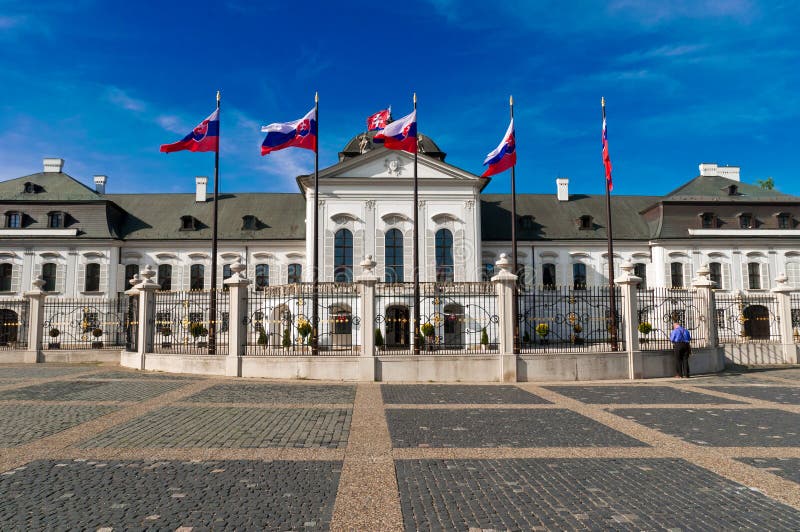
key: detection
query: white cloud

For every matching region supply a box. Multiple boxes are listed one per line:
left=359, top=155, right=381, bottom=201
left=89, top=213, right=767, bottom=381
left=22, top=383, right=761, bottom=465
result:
left=105, top=86, right=146, bottom=112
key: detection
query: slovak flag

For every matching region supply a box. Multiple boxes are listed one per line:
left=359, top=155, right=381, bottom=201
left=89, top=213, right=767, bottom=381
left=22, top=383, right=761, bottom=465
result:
left=481, top=119, right=516, bottom=177
left=602, top=116, right=613, bottom=191
left=160, top=109, right=219, bottom=153
left=372, top=110, right=416, bottom=153
left=366, top=107, right=391, bottom=131
left=261, top=107, right=317, bottom=155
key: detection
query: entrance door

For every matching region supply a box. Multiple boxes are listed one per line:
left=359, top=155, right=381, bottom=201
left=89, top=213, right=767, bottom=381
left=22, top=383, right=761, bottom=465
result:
left=743, top=305, right=770, bottom=340
left=385, top=305, right=409, bottom=348
left=0, top=309, right=18, bottom=345
left=443, top=304, right=464, bottom=348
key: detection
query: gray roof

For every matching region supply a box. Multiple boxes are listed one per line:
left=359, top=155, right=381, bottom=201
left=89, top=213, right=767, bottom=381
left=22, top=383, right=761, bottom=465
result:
left=0, top=172, right=102, bottom=201
left=107, top=193, right=306, bottom=240
left=663, top=175, right=798, bottom=202
left=481, top=194, right=660, bottom=241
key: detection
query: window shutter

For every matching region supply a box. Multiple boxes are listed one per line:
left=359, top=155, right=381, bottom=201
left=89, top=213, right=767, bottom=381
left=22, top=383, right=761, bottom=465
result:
left=10, top=263, right=21, bottom=293
left=375, top=229, right=385, bottom=281
left=116, top=266, right=126, bottom=292
left=454, top=229, right=466, bottom=281
left=99, top=263, right=108, bottom=293
left=204, top=263, right=211, bottom=290
left=741, top=261, right=749, bottom=290
left=585, top=263, right=595, bottom=287
left=354, top=229, right=364, bottom=278
left=183, top=265, right=191, bottom=290
left=77, top=263, right=86, bottom=292
left=787, top=262, right=800, bottom=288
left=277, top=259, right=287, bottom=285
left=56, top=263, right=66, bottom=293
left=683, top=263, right=692, bottom=288
left=246, top=261, right=255, bottom=284
left=323, top=230, right=334, bottom=282
left=664, top=262, right=672, bottom=289
left=425, top=229, right=435, bottom=282
left=403, top=229, right=413, bottom=283
left=760, top=262, right=770, bottom=291
left=722, top=262, right=731, bottom=290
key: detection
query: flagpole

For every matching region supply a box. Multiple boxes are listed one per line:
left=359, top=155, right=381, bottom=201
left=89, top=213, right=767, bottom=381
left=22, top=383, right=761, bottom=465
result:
left=208, top=90, right=221, bottom=354
left=602, top=96, right=619, bottom=351
left=509, top=95, right=519, bottom=354
left=413, top=93, right=420, bottom=355
left=312, top=92, right=319, bottom=356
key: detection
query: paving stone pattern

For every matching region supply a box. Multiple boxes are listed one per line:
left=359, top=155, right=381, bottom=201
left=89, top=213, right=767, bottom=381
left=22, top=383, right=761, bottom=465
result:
left=82, top=406, right=352, bottom=448
left=386, top=408, right=647, bottom=448
left=0, top=459, right=341, bottom=531
left=381, top=384, right=551, bottom=404
left=545, top=385, right=743, bottom=404
left=77, top=371, right=201, bottom=380
left=737, top=457, right=800, bottom=485
left=185, top=382, right=356, bottom=404
left=0, top=404, right=118, bottom=446
left=612, top=408, right=800, bottom=447
left=0, top=365, right=94, bottom=379
left=697, top=385, right=800, bottom=405
left=0, top=380, right=188, bottom=402
left=395, top=458, right=800, bottom=532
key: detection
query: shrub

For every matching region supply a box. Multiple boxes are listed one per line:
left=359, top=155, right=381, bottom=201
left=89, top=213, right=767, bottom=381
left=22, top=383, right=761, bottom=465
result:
left=572, top=324, right=582, bottom=334
left=297, top=318, right=312, bottom=340
left=257, top=329, right=268, bottom=346
left=523, top=331, right=531, bottom=344
left=535, top=323, right=550, bottom=338
left=480, top=327, right=489, bottom=345
left=638, top=322, right=653, bottom=335
left=374, top=328, right=384, bottom=347
left=189, top=322, right=207, bottom=338
left=282, top=327, right=291, bottom=348
left=420, top=322, right=435, bottom=337
left=91, top=328, right=103, bottom=338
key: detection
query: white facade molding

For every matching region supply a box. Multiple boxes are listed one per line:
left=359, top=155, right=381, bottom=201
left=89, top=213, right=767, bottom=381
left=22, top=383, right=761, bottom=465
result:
left=0, top=229, right=78, bottom=236
left=688, top=228, right=800, bottom=236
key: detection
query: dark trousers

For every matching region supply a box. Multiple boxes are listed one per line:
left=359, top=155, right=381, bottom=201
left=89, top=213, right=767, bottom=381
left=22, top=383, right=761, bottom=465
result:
left=673, top=341, right=690, bottom=377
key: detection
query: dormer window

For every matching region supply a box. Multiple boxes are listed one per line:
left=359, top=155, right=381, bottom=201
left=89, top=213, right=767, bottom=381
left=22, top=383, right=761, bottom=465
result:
left=5, top=211, right=21, bottom=229
left=48, top=211, right=64, bottom=228
left=700, top=212, right=716, bottom=229
left=578, top=215, right=593, bottom=230
left=180, top=215, right=197, bottom=231
left=727, top=184, right=739, bottom=196
left=739, top=213, right=753, bottom=229
left=777, top=213, right=792, bottom=229
left=23, top=182, right=34, bottom=194
left=242, top=215, right=257, bottom=230
left=520, top=215, right=534, bottom=230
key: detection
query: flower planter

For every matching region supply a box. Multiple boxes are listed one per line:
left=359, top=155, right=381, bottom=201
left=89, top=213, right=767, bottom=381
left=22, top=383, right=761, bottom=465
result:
left=48, top=342, right=61, bottom=349
left=91, top=341, right=104, bottom=349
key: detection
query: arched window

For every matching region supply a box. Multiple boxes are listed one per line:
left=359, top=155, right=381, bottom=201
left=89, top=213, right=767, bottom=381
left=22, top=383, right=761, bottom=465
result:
left=190, top=264, right=204, bottom=290
left=385, top=228, right=404, bottom=282
left=0, top=263, right=11, bottom=292
left=334, top=229, right=353, bottom=283
left=709, top=262, right=722, bottom=289
left=84, top=263, right=100, bottom=292
left=435, top=229, right=454, bottom=282
left=288, top=263, right=302, bottom=284
left=255, top=264, right=269, bottom=290
left=42, top=263, right=56, bottom=292
left=572, top=263, right=586, bottom=290
left=158, top=264, right=172, bottom=291
left=124, top=264, right=139, bottom=291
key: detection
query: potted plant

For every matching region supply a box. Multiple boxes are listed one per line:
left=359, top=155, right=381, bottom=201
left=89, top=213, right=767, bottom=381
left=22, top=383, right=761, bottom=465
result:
left=480, top=327, right=489, bottom=351
left=48, top=328, right=61, bottom=349
left=91, top=327, right=104, bottom=348
left=161, top=326, right=172, bottom=348
left=535, top=323, right=550, bottom=344
left=282, top=327, right=292, bottom=349
left=571, top=323, right=584, bottom=345
left=420, top=322, right=435, bottom=351
left=638, top=321, right=653, bottom=344
left=256, top=328, right=268, bottom=347
left=297, top=318, right=312, bottom=346
left=375, top=328, right=384, bottom=351
left=522, top=330, right=531, bottom=348
left=189, top=321, right=208, bottom=348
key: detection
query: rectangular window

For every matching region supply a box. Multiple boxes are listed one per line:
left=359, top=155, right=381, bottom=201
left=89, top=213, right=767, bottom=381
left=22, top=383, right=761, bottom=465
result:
left=516, top=264, right=526, bottom=285
left=747, top=262, right=761, bottom=289
left=6, top=212, right=21, bottom=228
left=255, top=264, right=269, bottom=290
left=288, top=263, right=302, bottom=284
left=481, top=263, right=494, bottom=282
left=701, top=213, right=715, bottom=228
left=42, top=263, right=57, bottom=292
left=778, top=214, right=791, bottom=229
left=709, top=262, right=722, bottom=289
left=84, top=263, right=101, bottom=292
left=190, top=264, right=204, bottom=290
left=156, top=312, right=171, bottom=334
left=633, top=263, right=647, bottom=289
left=573, top=263, right=586, bottom=290
left=0, top=263, right=11, bottom=291
left=48, top=212, right=63, bottom=228
left=542, top=263, right=556, bottom=289
left=158, top=264, right=172, bottom=291
left=124, top=264, right=139, bottom=290
left=670, top=262, right=684, bottom=289
left=333, top=311, right=352, bottom=335
left=222, top=264, right=232, bottom=291
left=740, top=214, right=753, bottom=229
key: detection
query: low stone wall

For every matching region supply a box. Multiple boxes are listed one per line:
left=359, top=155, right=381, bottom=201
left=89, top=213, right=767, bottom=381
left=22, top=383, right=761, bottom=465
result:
left=722, top=343, right=786, bottom=366
left=641, top=347, right=725, bottom=378
left=240, top=356, right=364, bottom=381
left=376, top=355, right=501, bottom=382
left=41, top=349, right=121, bottom=364
left=0, top=350, right=26, bottom=363
left=140, top=353, right=227, bottom=376
left=517, top=352, right=629, bottom=381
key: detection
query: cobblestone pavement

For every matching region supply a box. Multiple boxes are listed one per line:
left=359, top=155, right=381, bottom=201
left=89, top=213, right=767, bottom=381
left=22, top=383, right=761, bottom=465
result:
left=0, top=363, right=799, bottom=531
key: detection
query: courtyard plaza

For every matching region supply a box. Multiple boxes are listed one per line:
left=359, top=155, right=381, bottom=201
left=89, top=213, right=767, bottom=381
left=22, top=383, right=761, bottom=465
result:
left=0, top=364, right=799, bottom=530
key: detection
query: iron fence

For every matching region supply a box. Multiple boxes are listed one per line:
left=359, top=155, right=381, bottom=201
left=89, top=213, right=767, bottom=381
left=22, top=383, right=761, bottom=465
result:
left=153, top=290, right=229, bottom=355
left=0, top=298, right=29, bottom=349
left=125, top=294, right=139, bottom=352
left=714, top=292, right=781, bottom=344
left=375, top=283, right=415, bottom=353
left=516, top=286, right=625, bottom=353
left=43, top=297, right=130, bottom=350
left=792, top=293, right=800, bottom=344
left=637, top=289, right=707, bottom=350
left=245, top=283, right=360, bottom=356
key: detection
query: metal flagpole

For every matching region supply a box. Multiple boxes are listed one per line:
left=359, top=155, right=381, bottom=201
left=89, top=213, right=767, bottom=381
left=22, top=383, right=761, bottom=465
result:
left=312, top=92, right=319, bottom=356
left=602, top=96, right=619, bottom=351
left=413, top=93, right=420, bottom=355
left=208, top=90, right=221, bottom=354
left=509, top=95, right=520, bottom=354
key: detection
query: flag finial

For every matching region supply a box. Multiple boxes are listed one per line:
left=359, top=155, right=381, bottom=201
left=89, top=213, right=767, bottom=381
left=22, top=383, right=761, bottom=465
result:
left=509, top=95, right=514, bottom=106
left=315, top=91, right=319, bottom=103
left=217, top=90, right=221, bottom=102
left=413, top=92, right=417, bottom=104
left=601, top=96, right=605, bottom=107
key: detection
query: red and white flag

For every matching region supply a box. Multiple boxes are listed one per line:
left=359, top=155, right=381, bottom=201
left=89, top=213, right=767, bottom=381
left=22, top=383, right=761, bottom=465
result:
left=602, top=114, right=612, bottom=191
left=366, top=107, right=391, bottom=131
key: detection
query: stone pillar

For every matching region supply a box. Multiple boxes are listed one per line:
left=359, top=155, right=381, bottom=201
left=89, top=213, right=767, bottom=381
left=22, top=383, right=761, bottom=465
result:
left=134, top=265, right=160, bottom=370
left=692, top=264, right=719, bottom=348
left=23, top=275, right=47, bottom=363
left=355, top=255, right=378, bottom=381
left=771, top=273, right=798, bottom=364
left=614, top=261, right=642, bottom=379
left=492, top=253, right=518, bottom=382
left=223, top=262, right=250, bottom=377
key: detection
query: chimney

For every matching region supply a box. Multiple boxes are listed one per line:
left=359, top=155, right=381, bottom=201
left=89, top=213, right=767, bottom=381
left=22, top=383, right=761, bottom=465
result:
left=43, top=158, right=64, bottom=173
left=556, top=177, right=569, bottom=201
left=699, top=162, right=740, bottom=182
left=195, top=176, right=208, bottom=202
left=93, top=175, right=107, bottom=194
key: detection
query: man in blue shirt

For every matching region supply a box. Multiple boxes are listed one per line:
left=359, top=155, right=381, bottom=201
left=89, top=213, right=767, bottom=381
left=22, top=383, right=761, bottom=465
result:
left=670, top=322, right=691, bottom=378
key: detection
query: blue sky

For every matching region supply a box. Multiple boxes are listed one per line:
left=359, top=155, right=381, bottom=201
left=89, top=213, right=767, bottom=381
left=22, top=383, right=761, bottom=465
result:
left=1, top=1, right=799, bottom=196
